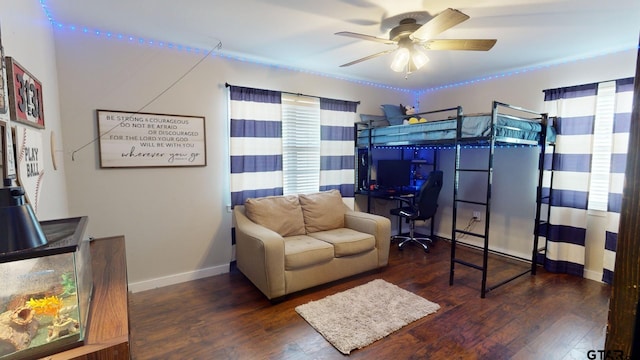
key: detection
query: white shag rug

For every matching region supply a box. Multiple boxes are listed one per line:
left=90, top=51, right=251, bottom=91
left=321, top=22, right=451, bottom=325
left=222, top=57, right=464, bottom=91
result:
left=295, top=279, right=440, bottom=354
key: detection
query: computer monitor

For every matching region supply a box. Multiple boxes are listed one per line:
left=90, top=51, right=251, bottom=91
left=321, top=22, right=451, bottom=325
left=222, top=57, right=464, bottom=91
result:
left=376, top=160, right=412, bottom=189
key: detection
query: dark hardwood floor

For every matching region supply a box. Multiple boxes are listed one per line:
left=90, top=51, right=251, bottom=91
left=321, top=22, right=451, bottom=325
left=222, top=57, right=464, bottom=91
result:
left=129, top=239, right=610, bottom=359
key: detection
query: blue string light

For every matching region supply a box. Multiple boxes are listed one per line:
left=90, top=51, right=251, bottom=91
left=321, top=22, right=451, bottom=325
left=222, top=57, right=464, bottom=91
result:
left=374, top=143, right=537, bottom=151
left=38, top=0, right=638, bottom=97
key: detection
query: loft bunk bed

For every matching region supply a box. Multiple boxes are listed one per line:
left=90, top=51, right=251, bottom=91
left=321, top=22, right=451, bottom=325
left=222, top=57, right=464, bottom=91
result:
left=357, top=105, right=553, bottom=146
left=356, top=101, right=554, bottom=298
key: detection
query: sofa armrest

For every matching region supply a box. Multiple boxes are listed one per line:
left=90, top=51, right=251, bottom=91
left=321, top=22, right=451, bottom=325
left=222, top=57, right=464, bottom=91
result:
left=233, top=206, right=286, bottom=299
left=344, top=210, right=391, bottom=266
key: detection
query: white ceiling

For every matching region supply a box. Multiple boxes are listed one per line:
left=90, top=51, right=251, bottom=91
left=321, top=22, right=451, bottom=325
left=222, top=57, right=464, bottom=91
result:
left=43, top=0, right=640, bottom=91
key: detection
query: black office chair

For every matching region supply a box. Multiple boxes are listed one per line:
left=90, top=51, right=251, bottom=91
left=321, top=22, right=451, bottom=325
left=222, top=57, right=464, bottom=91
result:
left=390, top=170, right=443, bottom=252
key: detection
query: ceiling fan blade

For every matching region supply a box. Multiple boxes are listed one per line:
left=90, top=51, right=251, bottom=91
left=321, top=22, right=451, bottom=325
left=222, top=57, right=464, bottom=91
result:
left=335, top=31, right=396, bottom=45
left=422, top=39, right=497, bottom=51
left=409, top=8, right=470, bottom=42
left=339, top=49, right=396, bottom=67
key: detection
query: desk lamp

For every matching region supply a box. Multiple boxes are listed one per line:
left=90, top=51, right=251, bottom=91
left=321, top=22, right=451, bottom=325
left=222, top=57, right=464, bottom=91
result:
left=0, top=179, right=48, bottom=253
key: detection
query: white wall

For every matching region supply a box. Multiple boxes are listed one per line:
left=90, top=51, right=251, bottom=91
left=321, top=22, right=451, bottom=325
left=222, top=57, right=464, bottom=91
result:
left=1, top=0, right=70, bottom=220
left=418, top=50, right=636, bottom=113
left=7, top=0, right=634, bottom=289
left=416, top=49, right=638, bottom=281
left=57, top=35, right=629, bottom=288
left=52, top=27, right=413, bottom=291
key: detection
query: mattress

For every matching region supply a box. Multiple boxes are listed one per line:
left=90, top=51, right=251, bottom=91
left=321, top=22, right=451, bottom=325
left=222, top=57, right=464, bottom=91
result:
left=357, top=113, right=555, bottom=146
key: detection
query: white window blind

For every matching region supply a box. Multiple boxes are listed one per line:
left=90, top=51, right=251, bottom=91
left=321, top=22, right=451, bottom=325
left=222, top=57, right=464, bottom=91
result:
left=281, top=93, right=321, bottom=195
left=588, top=81, right=616, bottom=211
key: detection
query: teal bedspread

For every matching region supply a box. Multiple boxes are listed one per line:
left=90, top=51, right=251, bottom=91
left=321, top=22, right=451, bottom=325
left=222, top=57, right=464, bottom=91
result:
left=357, top=113, right=555, bottom=146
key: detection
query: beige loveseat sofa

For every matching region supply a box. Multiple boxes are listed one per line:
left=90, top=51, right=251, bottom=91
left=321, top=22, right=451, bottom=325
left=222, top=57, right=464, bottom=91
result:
left=233, top=190, right=391, bottom=300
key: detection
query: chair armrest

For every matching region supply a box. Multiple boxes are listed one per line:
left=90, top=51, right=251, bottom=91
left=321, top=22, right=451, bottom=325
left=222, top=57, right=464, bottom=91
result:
left=389, top=196, right=415, bottom=207
left=344, top=210, right=391, bottom=266
left=233, top=206, right=286, bottom=299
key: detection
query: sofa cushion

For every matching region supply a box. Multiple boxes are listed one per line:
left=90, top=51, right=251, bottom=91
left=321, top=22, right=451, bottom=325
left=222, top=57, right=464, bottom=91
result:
left=244, top=195, right=306, bottom=237
left=309, top=228, right=375, bottom=257
left=284, top=235, right=335, bottom=270
left=298, top=190, right=346, bottom=233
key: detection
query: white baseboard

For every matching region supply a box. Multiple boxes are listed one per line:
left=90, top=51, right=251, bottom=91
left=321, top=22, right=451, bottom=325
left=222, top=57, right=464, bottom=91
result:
left=583, top=269, right=603, bottom=283
left=127, top=238, right=603, bottom=293
left=128, top=264, right=230, bottom=293
left=435, top=232, right=605, bottom=284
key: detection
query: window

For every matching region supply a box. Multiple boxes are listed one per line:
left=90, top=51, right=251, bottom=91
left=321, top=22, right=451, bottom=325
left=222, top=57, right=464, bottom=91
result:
left=587, top=81, right=616, bottom=212
left=229, top=84, right=357, bottom=206
left=281, top=93, right=321, bottom=195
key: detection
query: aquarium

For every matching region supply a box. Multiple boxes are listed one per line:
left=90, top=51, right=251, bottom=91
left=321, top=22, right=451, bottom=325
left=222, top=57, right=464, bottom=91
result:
left=0, top=216, right=90, bottom=360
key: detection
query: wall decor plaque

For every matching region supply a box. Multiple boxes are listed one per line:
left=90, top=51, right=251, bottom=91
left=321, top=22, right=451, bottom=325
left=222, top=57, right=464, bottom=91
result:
left=97, top=110, right=207, bottom=168
left=5, top=57, right=45, bottom=128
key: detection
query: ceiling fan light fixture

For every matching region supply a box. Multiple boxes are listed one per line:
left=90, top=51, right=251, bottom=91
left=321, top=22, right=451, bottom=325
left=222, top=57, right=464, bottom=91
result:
left=390, top=47, right=410, bottom=72
left=411, top=46, right=430, bottom=70
left=337, top=8, right=496, bottom=75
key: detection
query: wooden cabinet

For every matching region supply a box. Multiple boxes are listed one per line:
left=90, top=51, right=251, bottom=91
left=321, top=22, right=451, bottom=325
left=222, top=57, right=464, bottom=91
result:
left=43, top=236, right=130, bottom=360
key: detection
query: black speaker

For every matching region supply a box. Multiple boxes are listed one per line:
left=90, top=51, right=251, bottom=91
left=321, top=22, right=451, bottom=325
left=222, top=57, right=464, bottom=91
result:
left=356, top=148, right=369, bottom=191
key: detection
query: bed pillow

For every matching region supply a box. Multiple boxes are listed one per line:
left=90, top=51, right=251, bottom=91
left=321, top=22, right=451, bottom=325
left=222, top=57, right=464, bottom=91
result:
left=244, top=195, right=306, bottom=237
left=381, top=104, right=405, bottom=125
left=298, top=190, right=346, bottom=233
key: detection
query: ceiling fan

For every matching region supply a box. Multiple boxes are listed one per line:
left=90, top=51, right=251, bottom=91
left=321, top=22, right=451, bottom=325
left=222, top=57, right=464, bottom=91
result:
left=336, top=8, right=497, bottom=75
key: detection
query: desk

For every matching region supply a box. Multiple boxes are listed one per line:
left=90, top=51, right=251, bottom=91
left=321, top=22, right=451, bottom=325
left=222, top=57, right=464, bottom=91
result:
left=355, top=190, right=416, bottom=236
left=355, top=189, right=416, bottom=202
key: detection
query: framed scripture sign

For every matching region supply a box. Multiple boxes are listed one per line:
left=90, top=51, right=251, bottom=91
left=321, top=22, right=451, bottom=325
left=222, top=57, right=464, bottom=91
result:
left=5, top=57, right=45, bottom=128
left=97, top=110, right=207, bottom=168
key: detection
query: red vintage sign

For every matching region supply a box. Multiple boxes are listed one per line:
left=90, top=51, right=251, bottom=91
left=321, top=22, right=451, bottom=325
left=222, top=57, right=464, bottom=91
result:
left=6, top=57, right=44, bottom=128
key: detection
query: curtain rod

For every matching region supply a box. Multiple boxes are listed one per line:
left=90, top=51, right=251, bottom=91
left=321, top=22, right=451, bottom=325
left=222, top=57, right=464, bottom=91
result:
left=225, top=82, right=360, bottom=104
left=541, top=76, right=634, bottom=93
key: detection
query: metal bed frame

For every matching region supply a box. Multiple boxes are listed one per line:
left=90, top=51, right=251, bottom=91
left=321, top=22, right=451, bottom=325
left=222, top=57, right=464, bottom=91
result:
left=356, top=101, right=553, bottom=297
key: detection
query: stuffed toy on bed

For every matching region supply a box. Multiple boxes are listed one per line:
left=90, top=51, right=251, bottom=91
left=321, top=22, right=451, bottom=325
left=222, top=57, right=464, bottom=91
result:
left=401, top=104, right=416, bottom=115
left=400, top=104, right=427, bottom=124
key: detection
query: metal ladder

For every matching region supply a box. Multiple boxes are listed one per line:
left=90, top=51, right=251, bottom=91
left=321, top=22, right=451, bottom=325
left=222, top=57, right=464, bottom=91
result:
left=532, top=117, right=555, bottom=274
left=448, top=108, right=496, bottom=298
left=449, top=101, right=550, bottom=298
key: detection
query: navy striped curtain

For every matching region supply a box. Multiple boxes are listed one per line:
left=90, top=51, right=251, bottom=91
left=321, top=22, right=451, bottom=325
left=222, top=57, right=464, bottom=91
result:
left=542, top=77, right=633, bottom=281
left=602, top=77, right=634, bottom=284
left=229, top=86, right=283, bottom=206
left=319, top=98, right=357, bottom=197
left=542, top=84, right=597, bottom=277
left=229, top=87, right=358, bottom=206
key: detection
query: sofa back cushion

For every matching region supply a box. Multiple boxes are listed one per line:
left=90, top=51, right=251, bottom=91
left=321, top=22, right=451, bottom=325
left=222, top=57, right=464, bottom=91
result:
left=244, top=195, right=306, bottom=237
left=298, top=190, right=346, bottom=233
